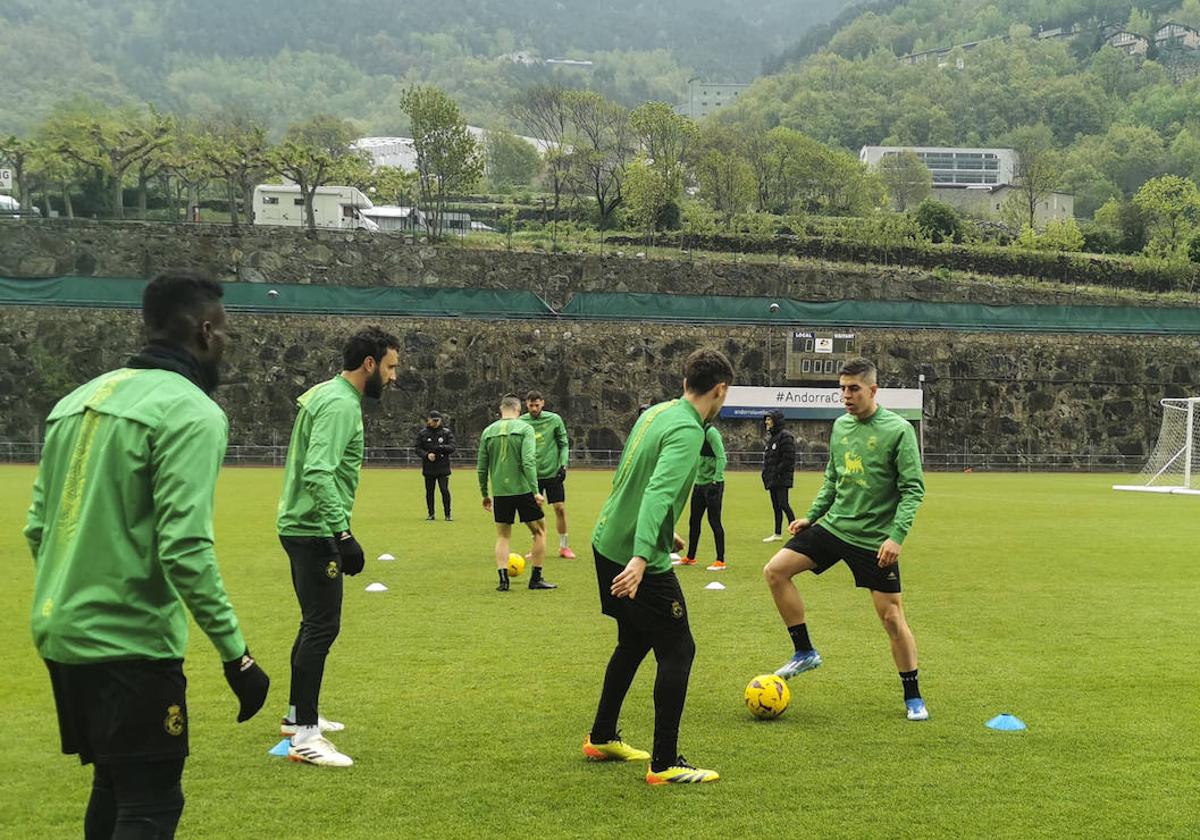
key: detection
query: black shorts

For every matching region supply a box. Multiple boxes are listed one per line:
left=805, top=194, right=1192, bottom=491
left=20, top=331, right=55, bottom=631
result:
left=593, top=547, right=691, bottom=638
left=494, top=492, right=545, bottom=524
left=784, top=524, right=902, bottom=593
left=537, top=476, right=566, bottom=505
left=45, top=658, right=189, bottom=766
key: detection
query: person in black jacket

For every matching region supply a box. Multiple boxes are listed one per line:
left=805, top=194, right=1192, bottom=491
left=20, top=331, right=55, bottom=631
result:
left=761, top=410, right=796, bottom=542
left=415, top=410, right=455, bottom=520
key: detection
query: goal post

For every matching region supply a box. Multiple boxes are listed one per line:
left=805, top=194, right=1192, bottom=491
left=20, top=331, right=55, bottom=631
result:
left=1114, top=397, right=1200, bottom=495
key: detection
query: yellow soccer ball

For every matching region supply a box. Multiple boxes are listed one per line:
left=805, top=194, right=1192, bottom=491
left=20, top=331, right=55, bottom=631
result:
left=744, top=674, right=791, bottom=720
left=507, top=553, right=526, bottom=577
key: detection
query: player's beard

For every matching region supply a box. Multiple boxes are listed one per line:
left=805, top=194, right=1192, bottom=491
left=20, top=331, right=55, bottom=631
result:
left=364, top=367, right=385, bottom=399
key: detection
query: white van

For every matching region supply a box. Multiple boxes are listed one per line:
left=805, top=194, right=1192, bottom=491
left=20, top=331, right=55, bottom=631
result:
left=252, top=184, right=379, bottom=231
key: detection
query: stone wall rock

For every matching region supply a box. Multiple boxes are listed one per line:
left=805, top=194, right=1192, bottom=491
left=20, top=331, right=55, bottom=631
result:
left=1, top=306, right=1194, bottom=465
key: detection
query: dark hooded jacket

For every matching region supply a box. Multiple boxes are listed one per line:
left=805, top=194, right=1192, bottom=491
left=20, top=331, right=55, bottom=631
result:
left=415, top=423, right=456, bottom=477
left=761, top=410, right=796, bottom=489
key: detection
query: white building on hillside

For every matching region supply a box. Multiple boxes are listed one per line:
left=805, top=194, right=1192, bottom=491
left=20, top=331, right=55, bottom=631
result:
left=860, top=146, right=1017, bottom=186
left=354, top=128, right=550, bottom=172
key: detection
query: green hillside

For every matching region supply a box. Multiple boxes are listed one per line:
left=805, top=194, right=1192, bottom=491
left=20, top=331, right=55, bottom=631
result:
left=0, top=0, right=847, bottom=136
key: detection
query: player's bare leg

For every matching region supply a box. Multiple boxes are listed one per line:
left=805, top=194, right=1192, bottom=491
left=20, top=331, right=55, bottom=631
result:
left=494, top=523, right=513, bottom=591
left=527, top=519, right=556, bottom=589
left=871, top=590, right=927, bottom=720
left=763, top=549, right=822, bottom=678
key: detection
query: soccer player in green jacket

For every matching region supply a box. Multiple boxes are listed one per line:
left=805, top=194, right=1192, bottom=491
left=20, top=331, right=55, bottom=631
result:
left=763, top=358, right=929, bottom=721
left=679, top=422, right=727, bottom=570
left=25, top=271, right=270, bottom=839
left=520, top=390, right=574, bottom=558
left=277, top=327, right=400, bottom=767
left=478, top=394, right=556, bottom=591
left=584, top=348, right=734, bottom=786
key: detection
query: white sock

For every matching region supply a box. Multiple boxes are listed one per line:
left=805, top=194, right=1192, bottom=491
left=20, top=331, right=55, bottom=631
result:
left=292, top=724, right=320, bottom=745
left=286, top=705, right=297, bottom=722
left=559, top=533, right=569, bottom=549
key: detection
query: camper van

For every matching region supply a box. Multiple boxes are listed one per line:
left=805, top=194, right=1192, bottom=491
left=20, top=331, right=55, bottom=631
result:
left=252, top=183, right=379, bottom=231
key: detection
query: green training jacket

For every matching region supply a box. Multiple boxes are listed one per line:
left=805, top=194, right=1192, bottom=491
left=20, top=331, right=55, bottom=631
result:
left=518, top=410, right=569, bottom=479
left=696, top=424, right=727, bottom=485
left=26, top=368, right=246, bottom=664
left=277, top=376, right=364, bottom=537
left=592, top=398, right=704, bottom=574
left=477, top=418, right=538, bottom=497
left=806, top=406, right=925, bottom=551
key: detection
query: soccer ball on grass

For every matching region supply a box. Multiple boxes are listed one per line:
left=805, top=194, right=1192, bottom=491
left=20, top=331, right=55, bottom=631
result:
left=744, top=674, right=790, bottom=720
left=507, top=553, right=526, bottom=577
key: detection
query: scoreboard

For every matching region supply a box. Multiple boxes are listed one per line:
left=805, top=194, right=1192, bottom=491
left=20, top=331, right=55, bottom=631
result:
left=786, top=330, right=856, bottom=381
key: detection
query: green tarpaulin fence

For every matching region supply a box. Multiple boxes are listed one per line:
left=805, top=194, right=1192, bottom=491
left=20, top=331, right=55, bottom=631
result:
left=559, top=292, right=1200, bottom=335
left=3, top=277, right=1200, bottom=335
left=0, top=276, right=555, bottom=319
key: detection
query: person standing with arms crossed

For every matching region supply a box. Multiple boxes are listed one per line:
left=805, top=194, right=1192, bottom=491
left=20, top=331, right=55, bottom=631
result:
left=762, top=358, right=929, bottom=721
left=761, top=410, right=796, bottom=542
left=520, top=390, right=575, bottom=558
left=584, top=349, right=734, bottom=785
left=478, top=395, right=556, bottom=592
left=678, top=422, right=728, bottom=570
left=26, top=270, right=270, bottom=838
left=415, top=410, right=455, bottom=521
left=277, top=327, right=401, bottom=767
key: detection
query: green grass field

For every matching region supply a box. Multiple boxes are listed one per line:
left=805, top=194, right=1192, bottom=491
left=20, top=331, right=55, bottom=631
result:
left=3, top=465, right=1197, bottom=838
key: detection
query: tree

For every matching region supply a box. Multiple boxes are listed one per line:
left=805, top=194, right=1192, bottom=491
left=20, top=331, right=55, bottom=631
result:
left=1005, top=124, right=1061, bottom=231
left=399, top=86, right=484, bottom=239
left=1133, top=174, right=1200, bottom=258
left=629, top=101, right=697, bottom=199
left=877, top=150, right=931, bottom=212
left=0, top=136, right=36, bottom=208
left=914, top=199, right=959, bottom=243
left=623, top=155, right=671, bottom=242
left=366, top=165, right=418, bottom=207
left=484, top=130, right=541, bottom=190
left=48, top=104, right=173, bottom=219
left=198, top=116, right=273, bottom=226
left=271, top=114, right=366, bottom=232
left=510, top=85, right=573, bottom=227
left=563, top=90, right=633, bottom=231
left=693, top=125, right=754, bottom=225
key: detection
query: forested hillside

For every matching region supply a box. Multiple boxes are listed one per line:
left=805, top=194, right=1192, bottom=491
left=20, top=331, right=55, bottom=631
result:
left=727, top=0, right=1200, bottom=216
left=0, top=0, right=846, bottom=136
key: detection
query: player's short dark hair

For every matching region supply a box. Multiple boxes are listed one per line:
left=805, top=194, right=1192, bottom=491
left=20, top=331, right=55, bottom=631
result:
left=526, top=390, right=543, bottom=402
left=343, top=327, right=400, bottom=371
left=500, top=394, right=522, bottom=412
left=684, top=349, right=734, bottom=395
left=840, top=357, right=877, bottom=383
left=142, top=270, right=224, bottom=339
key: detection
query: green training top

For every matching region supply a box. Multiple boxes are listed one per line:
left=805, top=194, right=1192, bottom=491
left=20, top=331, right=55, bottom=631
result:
left=25, top=368, right=246, bottom=664
left=277, top=375, right=364, bottom=536
left=518, top=410, right=570, bottom=479
left=592, top=398, right=704, bottom=574
left=477, top=417, right=538, bottom=497
left=805, top=406, right=925, bottom=551
left=696, top=424, right=727, bottom=485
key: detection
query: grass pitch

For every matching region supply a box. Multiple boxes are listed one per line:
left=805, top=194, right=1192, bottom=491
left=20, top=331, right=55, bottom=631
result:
left=2, top=466, right=1197, bottom=839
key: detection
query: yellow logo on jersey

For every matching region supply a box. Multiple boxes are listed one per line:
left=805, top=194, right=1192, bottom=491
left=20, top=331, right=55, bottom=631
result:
left=867, top=435, right=877, bottom=450
left=41, top=598, right=53, bottom=618
left=843, top=451, right=864, bottom=475
left=164, top=704, right=185, bottom=737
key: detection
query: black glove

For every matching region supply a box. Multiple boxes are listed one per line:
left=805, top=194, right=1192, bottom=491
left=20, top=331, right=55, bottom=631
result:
left=337, top=530, right=365, bottom=576
left=557, top=466, right=567, bottom=481
left=223, top=649, right=270, bottom=723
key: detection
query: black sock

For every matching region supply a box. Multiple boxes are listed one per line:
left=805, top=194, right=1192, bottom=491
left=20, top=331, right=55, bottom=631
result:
left=788, top=623, right=813, bottom=653
left=531, top=566, right=543, bottom=582
left=498, top=568, right=509, bottom=585
left=900, top=669, right=920, bottom=701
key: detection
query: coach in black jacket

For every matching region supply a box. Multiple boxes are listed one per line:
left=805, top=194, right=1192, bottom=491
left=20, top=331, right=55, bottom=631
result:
left=761, top=410, right=796, bottom=542
left=415, top=410, right=455, bottom=520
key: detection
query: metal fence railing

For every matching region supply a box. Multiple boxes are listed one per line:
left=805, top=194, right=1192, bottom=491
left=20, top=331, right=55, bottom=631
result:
left=0, top=440, right=1147, bottom=473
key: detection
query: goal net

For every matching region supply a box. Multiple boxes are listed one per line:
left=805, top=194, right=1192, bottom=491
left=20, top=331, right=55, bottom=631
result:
left=1113, top=397, right=1200, bottom=495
